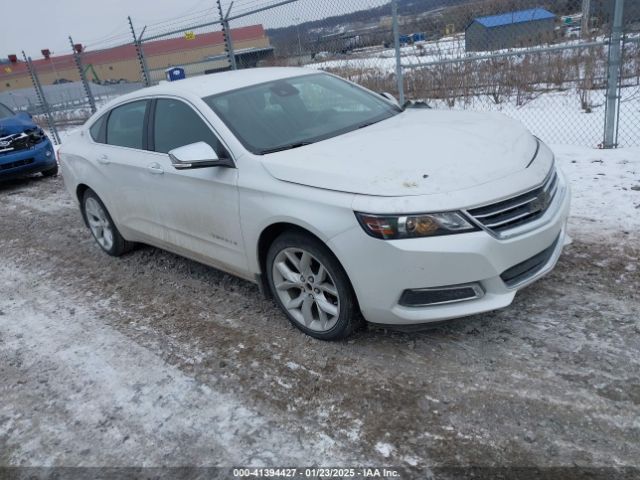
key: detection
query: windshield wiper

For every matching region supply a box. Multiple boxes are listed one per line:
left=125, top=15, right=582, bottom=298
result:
left=357, top=117, right=389, bottom=130
left=357, top=121, right=377, bottom=129
left=259, top=141, right=313, bottom=155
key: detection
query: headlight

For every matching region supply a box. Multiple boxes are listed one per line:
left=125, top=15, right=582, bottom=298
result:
left=355, top=211, right=477, bottom=239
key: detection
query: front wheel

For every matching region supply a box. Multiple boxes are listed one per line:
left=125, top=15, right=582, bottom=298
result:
left=266, top=232, right=362, bottom=340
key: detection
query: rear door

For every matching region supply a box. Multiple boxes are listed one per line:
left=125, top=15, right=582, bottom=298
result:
left=98, top=99, right=163, bottom=239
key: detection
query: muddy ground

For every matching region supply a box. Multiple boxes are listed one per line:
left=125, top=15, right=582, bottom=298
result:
left=1, top=175, right=639, bottom=477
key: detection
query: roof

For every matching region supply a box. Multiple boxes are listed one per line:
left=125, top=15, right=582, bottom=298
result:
left=104, top=67, right=317, bottom=105
left=472, top=8, right=556, bottom=29
left=81, top=67, right=317, bottom=125
left=1, top=25, right=266, bottom=79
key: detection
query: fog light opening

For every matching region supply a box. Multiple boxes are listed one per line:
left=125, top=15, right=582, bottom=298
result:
left=399, top=283, right=484, bottom=307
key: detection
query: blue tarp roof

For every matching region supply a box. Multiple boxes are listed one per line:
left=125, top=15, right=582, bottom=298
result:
left=474, top=8, right=556, bottom=28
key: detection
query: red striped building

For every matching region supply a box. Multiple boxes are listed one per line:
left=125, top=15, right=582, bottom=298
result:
left=1, top=25, right=270, bottom=91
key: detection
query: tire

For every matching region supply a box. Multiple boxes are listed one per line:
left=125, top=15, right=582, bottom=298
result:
left=81, top=189, right=134, bottom=257
left=41, top=164, right=58, bottom=177
left=266, top=231, right=362, bottom=341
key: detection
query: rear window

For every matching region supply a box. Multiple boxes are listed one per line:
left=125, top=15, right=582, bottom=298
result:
left=89, top=115, right=106, bottom=143
left=106, top=100, right=148, bottom=150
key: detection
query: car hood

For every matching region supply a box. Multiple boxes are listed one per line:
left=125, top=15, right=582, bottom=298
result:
left=260, top=109, right=538, bottom=197
left=0, top=112, right=38, bottom=136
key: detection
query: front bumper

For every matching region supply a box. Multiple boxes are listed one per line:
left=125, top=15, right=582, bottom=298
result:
left=0, top=138, right=56, bottom=180
left=329, top=169, right=571, bottom=325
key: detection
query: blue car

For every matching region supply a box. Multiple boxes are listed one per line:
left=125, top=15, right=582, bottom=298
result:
left=0, top=102, right=57, bottom=180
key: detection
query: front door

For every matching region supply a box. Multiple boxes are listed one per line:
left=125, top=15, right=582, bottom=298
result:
left=141, top=97, right=247, bottom=276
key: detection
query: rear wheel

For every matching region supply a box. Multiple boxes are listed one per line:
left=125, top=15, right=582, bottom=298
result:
left=266, top=232, right=362, bottom=340
left=81, top=190, right=133, bottom=256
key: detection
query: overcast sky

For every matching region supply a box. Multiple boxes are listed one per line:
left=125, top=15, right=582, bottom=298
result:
left=1, top=0, right=387, bottom=59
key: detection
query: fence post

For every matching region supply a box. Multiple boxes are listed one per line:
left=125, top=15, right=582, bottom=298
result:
left=217, top=0, right=237, bottom=70
left=22, top=51, right=61, bottom=145
left=69, top=36, right=97, bottom=114
left=581, top=0, right=591, bottom=34
left=603, top=0, right=625, bottom=148
left=391, top=0, right=405, bottom=105
left=129, top=16, right=151, bottom=86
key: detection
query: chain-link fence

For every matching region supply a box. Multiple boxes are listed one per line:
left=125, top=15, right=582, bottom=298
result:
left=221, top=0, right=396, bottom=91
left=618, top=1, right=640, bottom=147
left=130, top=0, right=639, bottom=148
left=0, top=37, right=142, bottom=143
left=135, top=11, right=227, bottom=84
left=393, top=0, right=611, bottom=146
left=1, top=0, right=638, bottom=147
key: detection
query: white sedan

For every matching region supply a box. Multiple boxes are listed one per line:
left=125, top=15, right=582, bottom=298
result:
left=59, top=67, right=570, bottom=340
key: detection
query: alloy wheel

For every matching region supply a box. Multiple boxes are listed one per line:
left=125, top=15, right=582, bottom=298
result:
left=272, top=247, right=340, bottom=332
left=84, top=197, right=114, bottom=251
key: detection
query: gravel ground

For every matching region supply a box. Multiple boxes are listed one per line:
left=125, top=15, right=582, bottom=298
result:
left=1, top=171, right=639, bottom=477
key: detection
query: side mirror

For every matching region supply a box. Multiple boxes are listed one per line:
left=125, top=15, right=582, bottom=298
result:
left=168, top=141, right=233, bottom=170
left=379, top=92, right=401, bottom=108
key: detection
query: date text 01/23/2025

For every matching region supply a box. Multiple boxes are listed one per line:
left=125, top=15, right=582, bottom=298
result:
left=233, top=468, right=401, bottom=478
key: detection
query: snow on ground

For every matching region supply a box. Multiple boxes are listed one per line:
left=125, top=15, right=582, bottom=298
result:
left=0, top=260, right=350, bottom=466
left=554, top=145, right=640, bottom=237
left=426, top=91, right=612, bottom=147
left=309, top=34, right=607, bottom=73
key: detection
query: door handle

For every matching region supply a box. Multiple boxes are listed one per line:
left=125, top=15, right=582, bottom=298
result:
left=147, top=162, right=164, bottom=174
left=97, top=154, right=110, bottom=165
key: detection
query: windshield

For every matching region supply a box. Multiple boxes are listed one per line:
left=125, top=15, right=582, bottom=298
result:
left=0, top=103, right=15, bottom=120
left=203, top=73, right=401, bottom=155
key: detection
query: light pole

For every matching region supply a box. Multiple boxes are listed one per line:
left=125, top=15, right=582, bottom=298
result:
left=294, top=17, right=303, bottom=64
left=581, top=0, right=591, bottom=35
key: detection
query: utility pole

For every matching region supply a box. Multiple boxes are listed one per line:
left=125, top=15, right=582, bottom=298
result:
left=22, top=51, right=60, bottom=145
left=391, top=0, right=405, bottom=105
left=603, top=0, right=624, bottom=148
left=69, top=37, right=97, bottom=114
left=217, top=0, right=237, bottom=70
left=294, top=17, right=303, bottom=64
left=581, top=0, right=591, bottom=35
left=129, top=16, right=151, bottom=86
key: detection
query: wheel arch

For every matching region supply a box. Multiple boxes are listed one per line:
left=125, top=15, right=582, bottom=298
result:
left=76, top=184, right=91, bottom=226
left=76, top=183, right=91, bottom=203
left=75, top=184, right=121, bottom=234
left=256, top=223, right=310, bottom=296
left=256, top=222, right=358, bottom=309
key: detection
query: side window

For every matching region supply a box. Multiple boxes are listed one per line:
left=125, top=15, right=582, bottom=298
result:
left=153, top=99, right=226, bottom=157
left=89, top=114, right=106, bottom=143
left=106, top=100, right=148, bottom=149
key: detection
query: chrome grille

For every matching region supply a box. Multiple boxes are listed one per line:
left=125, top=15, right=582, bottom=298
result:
left=467, top=169, right=559, bottom=235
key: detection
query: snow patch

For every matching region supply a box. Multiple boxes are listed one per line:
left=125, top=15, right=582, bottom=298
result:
left=375, top=441, right=394, bottom=458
